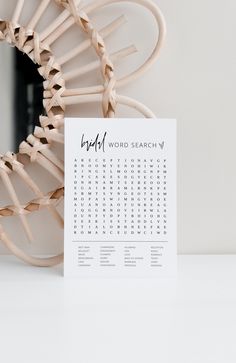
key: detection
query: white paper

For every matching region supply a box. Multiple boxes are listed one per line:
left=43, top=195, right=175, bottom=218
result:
left=64, top=118, right=176, bottom=277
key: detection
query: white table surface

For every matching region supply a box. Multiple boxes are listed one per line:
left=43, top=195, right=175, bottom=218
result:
left=0, top=255, right=236, bottom=363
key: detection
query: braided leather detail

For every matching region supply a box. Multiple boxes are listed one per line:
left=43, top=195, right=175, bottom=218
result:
left=56, top=0, right=117, bottom=117
left=0, top=187, right=64, bottom=218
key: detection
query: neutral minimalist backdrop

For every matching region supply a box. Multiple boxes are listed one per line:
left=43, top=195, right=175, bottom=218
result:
left=0, top=0, right=236, bottom=254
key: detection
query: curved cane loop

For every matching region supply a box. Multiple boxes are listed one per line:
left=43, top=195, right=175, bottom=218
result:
left=51, top=0, right=166, bottom=116
left=0, top=0, right=165, bottom=267
left=56, top=0, right=117, bottom=117
left=2, top=152, right=64, bottom=227
left=0, top=222, right=64, bottom=267
left=83, top=0, right=166, bottom=88
left=0, top=155, right=33, bottom=242
left=0, top=0, right=68, bottom=265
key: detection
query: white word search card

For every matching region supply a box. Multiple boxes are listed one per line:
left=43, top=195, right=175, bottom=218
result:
left=64, top=118, right=177, bottom=277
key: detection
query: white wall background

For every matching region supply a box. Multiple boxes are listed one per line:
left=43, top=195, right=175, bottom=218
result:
left=0, top=0, right=236, bottom=254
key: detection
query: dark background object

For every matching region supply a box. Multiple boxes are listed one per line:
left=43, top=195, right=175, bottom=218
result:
left=14, top=49, right=44, bottom=151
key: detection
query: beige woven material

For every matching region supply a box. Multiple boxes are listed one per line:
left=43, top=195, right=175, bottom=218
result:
left=0, top=0, right=166, bottom=266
